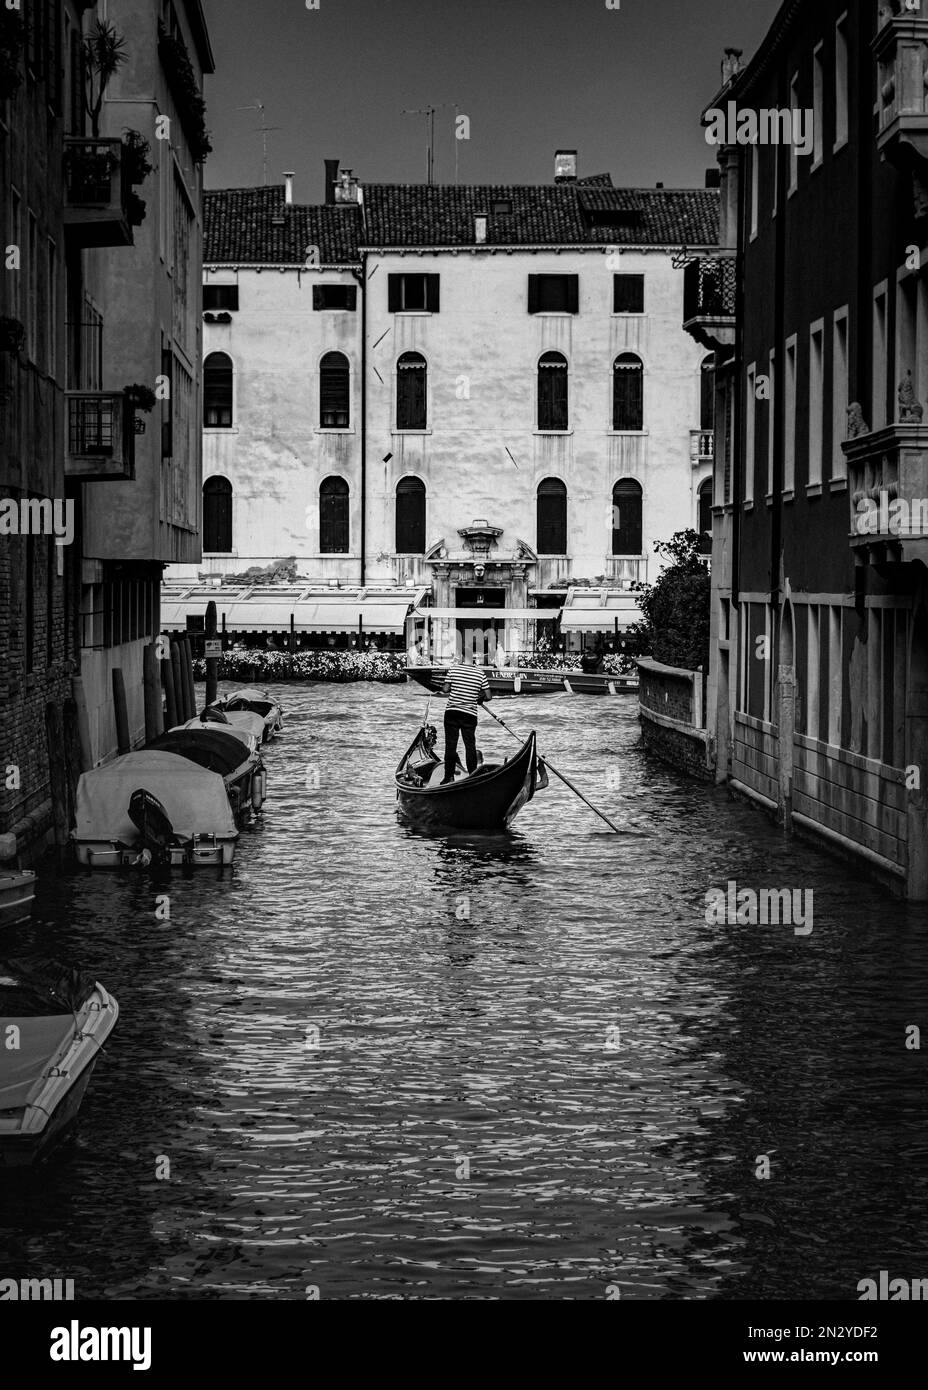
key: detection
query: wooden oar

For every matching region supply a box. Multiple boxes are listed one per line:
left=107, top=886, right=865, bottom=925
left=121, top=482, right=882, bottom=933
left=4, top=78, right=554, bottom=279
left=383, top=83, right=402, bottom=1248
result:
left=481, top=704, right=637, bottom=836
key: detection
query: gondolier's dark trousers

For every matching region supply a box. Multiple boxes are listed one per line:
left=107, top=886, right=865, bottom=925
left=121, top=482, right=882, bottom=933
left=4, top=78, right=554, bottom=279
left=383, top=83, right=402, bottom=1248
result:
left=444, top=709, right=479, bottom=780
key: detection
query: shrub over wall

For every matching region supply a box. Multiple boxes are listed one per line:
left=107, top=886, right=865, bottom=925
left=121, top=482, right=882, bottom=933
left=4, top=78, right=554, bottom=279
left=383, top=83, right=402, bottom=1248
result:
left=631, top=530, right=711, bottom=671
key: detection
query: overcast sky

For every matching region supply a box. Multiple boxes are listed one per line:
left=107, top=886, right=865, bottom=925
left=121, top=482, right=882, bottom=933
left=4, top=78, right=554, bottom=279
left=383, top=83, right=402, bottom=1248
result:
left=200, top=0, right=781, bottom=198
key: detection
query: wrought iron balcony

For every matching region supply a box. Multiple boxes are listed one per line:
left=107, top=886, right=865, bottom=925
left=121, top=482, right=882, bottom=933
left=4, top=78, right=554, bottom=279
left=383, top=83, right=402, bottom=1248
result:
left=65, top=392, right=135, bottom=480
left=682, top=256, right=736, bottom=351
left=62, top=138, right=132, bottom=248
left=843, top=422, right=928, bottom=566
left=690, top=429, right=715, bottom=465
left=874, top=5, right=928, bottom=172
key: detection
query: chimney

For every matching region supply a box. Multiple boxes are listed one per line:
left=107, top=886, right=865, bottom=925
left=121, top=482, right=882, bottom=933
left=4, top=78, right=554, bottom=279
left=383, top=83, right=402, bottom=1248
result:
left=656, top=181, right=664, bottom=189
left=324, top=158, right=339, bottom=204
left=283, top=171, right=295, bottom=205
left=474, top=213, right=487, bottom=245
left=554, top=149, right=577, bottom=184
left=705, top=167, right=721, bottom=189
left=334, top=169, right=361, bottom=204
left=721, top=47, right=744, bottom=86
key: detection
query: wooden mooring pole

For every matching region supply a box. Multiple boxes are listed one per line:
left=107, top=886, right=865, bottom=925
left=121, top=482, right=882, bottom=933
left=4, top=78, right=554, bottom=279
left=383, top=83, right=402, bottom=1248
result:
left=205, top=601, right=219, bottom=707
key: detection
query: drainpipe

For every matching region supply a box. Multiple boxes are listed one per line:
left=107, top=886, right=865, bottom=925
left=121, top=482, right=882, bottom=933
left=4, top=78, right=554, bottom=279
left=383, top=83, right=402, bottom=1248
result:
left=351, top=253, right=367, bottom=585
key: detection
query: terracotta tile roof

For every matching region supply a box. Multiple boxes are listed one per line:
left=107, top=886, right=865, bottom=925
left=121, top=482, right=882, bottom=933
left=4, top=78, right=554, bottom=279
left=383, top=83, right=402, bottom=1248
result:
left=203, top=181, right=719, bottom=263
left=203, top=185, right=363, bottom=266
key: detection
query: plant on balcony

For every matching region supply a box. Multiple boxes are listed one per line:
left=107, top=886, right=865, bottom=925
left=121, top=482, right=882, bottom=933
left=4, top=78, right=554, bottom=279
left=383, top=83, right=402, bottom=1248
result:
left=0, top=11, right=25, bottom=101
left=126, top=192, right=146, bottom=226
left=122, top=129, right=153, bottom=185
left=81, top=20, right=128, bottom=137
left=629, top=529, right=710, bottom=671
left=157, top=20, right=212, bottom=163
left=0, top=316, right=25, bottom=354
left=123, top=383, right=157, bottom=412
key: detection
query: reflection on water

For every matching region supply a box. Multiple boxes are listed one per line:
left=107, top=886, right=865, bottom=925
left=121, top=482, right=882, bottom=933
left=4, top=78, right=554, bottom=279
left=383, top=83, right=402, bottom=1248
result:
left=1, top=681, right=927, bottom=1300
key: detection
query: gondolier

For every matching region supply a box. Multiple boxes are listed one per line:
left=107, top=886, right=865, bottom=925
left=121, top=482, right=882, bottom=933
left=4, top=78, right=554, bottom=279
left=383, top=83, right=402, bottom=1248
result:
left=439, top=659, right=492, bottom=784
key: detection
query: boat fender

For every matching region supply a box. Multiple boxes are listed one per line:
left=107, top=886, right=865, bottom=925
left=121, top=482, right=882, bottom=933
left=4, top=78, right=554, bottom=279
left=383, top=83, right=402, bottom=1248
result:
left=514, top=675, right=522, bottom=694
left=252, top=767, right=267, bottom=811
left=608, top=682, right=616, bottom=696
left=563, top=678, right=573, bottom=694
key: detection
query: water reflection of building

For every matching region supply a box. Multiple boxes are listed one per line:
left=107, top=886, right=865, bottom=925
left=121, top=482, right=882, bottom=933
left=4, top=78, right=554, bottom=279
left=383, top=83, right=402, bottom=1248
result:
left=172, top=155, right=721, bottom=653
left=693, top=0, right=928, bottom=896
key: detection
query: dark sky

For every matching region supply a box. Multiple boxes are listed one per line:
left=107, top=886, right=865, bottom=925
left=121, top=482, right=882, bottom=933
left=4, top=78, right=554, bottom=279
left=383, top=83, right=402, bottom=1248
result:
left=201, top=0, right=781, bottom=199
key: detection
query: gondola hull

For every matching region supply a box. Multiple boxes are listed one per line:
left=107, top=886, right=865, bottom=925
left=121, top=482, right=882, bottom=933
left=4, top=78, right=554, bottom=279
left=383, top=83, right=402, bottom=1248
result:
left=395, top=726, right=543, bottom=831
left=406, top=665, right=638, bottom=697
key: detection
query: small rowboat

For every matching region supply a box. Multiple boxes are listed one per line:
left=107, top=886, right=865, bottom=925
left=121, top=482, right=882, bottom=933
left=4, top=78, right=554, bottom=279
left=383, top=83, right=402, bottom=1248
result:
left=406, top=665, right=638, bottom=697
left=395, top=723, right=546, bottom=831
left=0, top=957, right=118, bottom=1167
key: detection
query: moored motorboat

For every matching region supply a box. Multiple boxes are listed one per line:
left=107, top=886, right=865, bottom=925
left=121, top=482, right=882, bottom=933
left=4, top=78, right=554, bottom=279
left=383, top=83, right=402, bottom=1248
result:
left=212, top=687, right=283, bottom=741
left=0, top=958, right=118, bottom=1167
left=71, top=751, right=238, bottom=867
left=395, top=723, right=546, bottom=831
left=195, top=704, right=269, bottom=744
left=406, top=665, right=638, bottom=697
left=146, top=726, right=267, bottom=820
left=0, top=872, right=36, bottom=928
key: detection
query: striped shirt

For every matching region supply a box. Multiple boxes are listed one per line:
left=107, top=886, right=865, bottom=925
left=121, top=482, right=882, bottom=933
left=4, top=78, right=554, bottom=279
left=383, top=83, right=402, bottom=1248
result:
left=445, top=663, right=490, bottom=716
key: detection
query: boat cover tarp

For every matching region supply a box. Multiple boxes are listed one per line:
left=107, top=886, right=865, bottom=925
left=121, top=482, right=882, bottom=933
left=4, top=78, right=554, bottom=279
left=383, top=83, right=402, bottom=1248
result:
left=145, top=730, right=252, bottom=776
left=206, top=710, right=266, bottom=740
left=223, top=687, right=278, bottom=713
left=0, top=958, right=98, bottom=1014
left=171, top=720, right=256, bottom=751
left=0, top=1015, right=76, bottom=1109
left=74, top=752, right=236, bottom=842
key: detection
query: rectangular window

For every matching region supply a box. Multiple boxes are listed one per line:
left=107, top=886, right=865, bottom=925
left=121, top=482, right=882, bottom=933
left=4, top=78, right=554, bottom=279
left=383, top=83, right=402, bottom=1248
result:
left=835, top=14, right=849, bottom=149
left=613, top=274, right=644, bottom=313
left=25, top=531, right=35, bottom=674
left=9, top=191, right=21, bottom=320
left=789, top=73, right=800, bottom=192
left=203, top=284, right=239, bottom=311
left=872, top=286, right=888, bottom=429
left=749, top=144, right=758, bottom=239
left=812, top=43, right=824, bottom=167
left=828, top=606, right=842, bottom=746
left=832, top=308, right=849, bottom=480
left=312, top=284, right=357, bottom=311
left=806, top=605, right=820, bottom=737
left=809, top=321, right=824, bottom=486
left=388, top=274, right=440, bottom=313
left=784, top=336, right=797, bottom=493
left=527, top=274, right=579, bottom=314
left=767, top=349, right=776, bottom=496
left=27, top=211, right=37, bottom=363
left=897, top=272, right=918, bottom=418
left=47, top=0, right=63, bottom=114
left=46, top=237, right=56, bottom=379
left=161, top=345, right=173, bottom=458
left=745, top=363, right=756, bottom=503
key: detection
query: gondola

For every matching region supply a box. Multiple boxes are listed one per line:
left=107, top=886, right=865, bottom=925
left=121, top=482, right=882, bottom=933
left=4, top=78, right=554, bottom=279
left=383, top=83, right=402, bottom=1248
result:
left=395, top=723, right=546, bottom=830
left=406, top=665, right=638, bottom=697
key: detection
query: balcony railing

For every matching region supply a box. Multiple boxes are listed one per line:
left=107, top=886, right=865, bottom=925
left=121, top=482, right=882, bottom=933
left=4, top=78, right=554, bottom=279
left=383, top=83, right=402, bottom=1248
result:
left=874, top=5, right=928, bottom=171
left=843, top=422, right=928, bottom=564
left=63, top=138, right=132, bottom=248
left=605, top=557, right=647, bottom=587
left=65, top=392, right=135, bottom=480
left=690, top=429, right=714, bottom=464
left=682, top=256, right=737, bottom=351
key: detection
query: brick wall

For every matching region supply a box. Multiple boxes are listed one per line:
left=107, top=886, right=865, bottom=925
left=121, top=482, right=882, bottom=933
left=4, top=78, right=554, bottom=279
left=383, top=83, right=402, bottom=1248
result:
left=637, top=658, right=714, bottom=783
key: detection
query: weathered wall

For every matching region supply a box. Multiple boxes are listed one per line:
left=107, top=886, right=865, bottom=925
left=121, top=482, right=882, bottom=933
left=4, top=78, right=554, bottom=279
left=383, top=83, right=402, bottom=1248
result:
left=637, top=658, right=713, bottom=782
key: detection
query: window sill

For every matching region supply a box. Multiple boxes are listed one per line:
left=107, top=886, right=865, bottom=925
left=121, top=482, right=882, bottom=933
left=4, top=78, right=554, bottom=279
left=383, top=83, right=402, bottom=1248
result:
left=534, top=430, right=573, bottom=436
left=530, top=312, right=578, bottom=317
left=810, top=157, right=824, bottom=176
left=393, top=311, right=433, bottom=317
left=765, top=493, right=774, bottom=507
left=782, top=490, right=795, bottom=503
left=391, top=428, right=432, bottom=436
left=806, top=482, right=824, bottom=497
left=315, top=427, right=355, bottom=434
left=743, top=500, right=755, bottom=512
left=829, top=477, right=848, bottom=493
left=203, top=552, right=237, bottom=558
left=833, top=136, right=848, bottom=156
left=607, top=429, right=648, bottom=437
left=611, top=312, right=646, bottom=319
left=536, top=554, right=570, bottom=559
left=204, top=426, right=239, bottom=435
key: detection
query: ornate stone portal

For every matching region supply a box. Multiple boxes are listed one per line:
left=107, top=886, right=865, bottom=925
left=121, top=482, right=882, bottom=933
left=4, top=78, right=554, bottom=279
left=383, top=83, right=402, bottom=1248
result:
left=424, top=521, right=538, bottom=607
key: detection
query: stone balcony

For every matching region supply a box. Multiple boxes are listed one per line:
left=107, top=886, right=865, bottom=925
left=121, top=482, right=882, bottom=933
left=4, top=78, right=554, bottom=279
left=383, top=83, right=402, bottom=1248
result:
left=874, top=4, right=928, bottom=177
left=690, top=429, right=714, bottom=466
left=65, top=392, right=135, bottom=481
left=62, top=138, right=132, bottom=249
left=682, top=255, right=737, bottom=351
left=843, top=422, right=928, bottom=565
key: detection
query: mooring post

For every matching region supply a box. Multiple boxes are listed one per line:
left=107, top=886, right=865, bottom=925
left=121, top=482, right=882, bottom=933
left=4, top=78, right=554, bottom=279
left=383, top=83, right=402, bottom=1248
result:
left=205, top=601, right=219, bottom=707
left=143, top=642, right=163, bottom=740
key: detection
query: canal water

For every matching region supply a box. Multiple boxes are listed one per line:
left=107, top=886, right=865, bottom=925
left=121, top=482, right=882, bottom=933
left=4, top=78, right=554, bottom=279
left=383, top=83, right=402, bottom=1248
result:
left=2, top=681, right=927, bottom=1300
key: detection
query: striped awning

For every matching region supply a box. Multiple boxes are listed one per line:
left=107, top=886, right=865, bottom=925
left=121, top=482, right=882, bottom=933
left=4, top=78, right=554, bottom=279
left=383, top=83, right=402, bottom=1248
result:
left=411, top=608, right=546, bottom=621
left=160, top=597, right=414, bottom=634
left=559, top=594, right=643, bottom=633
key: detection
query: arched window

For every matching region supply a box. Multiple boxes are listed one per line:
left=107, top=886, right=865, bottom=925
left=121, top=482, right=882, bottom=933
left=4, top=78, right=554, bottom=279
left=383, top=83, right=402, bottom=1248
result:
left=320, top=476, right=349, bottom=553
left=320, top=351, right=350, bottom=428
left=698, top=477, right=713, bottom=553
left=396, top=352, right=427, bottom=430
left=613, top=353, right=643, bottom=431
left=700, top=355, right=715, bottom=431
left=203, top=475, right=232, bottom=552
left=612, top=479, right=643, bottom=556
left=537, top=477, right=567, bottom=554
left=203, top=352, right=233, bottom=428
left=396, top=475, right=426, bottom=553
left=538, top=351, right=568, bottom=431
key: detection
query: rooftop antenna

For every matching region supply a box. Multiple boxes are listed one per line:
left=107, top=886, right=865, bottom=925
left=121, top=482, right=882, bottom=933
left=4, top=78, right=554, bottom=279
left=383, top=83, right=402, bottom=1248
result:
left=402, top=105, right=436, bottom=184
left=236, top=100, right=282, bottom=186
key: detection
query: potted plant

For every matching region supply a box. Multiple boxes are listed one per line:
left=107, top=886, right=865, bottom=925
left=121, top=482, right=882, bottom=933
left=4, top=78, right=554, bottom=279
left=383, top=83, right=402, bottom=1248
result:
left=81, top=19, right=128, bottom=137
left=123, top=383, right=157, bottom=412
left=157, top=20, right=212, bottom=162
left=0, top=316, right=25, bottom=354
left=122, top=128, right=153, bottom=186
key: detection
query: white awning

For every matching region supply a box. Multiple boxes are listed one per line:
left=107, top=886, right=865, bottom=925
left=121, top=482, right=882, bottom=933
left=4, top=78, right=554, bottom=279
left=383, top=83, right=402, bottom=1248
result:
left=160, top=598, right=414, bottom=634
left=560, top=592, right=643, bottom=632
left=411, top=608, right=550, bottom=620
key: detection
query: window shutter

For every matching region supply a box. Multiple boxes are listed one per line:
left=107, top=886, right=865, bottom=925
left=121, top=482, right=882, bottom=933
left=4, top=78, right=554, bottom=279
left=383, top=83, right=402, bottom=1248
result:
left=425, top=274, right=440, bottom=313
left=388, top=275, right=402, bottom=312
left=313, top=286, right=324, bottom=310
left=566, top=276, right=579, bottom=314
left=527, top=275, right=540, bottom=314
left=345, top=286, right=357, bottom=311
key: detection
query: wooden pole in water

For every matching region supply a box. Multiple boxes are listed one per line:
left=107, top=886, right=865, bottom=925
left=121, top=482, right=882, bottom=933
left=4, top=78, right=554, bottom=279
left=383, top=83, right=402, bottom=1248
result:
left=161, top=645, right=178, bottom=729
left=45, top=702, right=70, bottom=856
left=181, top=634, right=197, bottom=720
left=143, top=642, right=163, bottom=741
left=71, top=674, right=94, bottom=772
left=112, top=668, right=131, bottom=755
left=170, top=638, right=186, bottom=722
left=205, top=601, right=219, bottom=707
left=290, top=612, right=295, bottom=655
